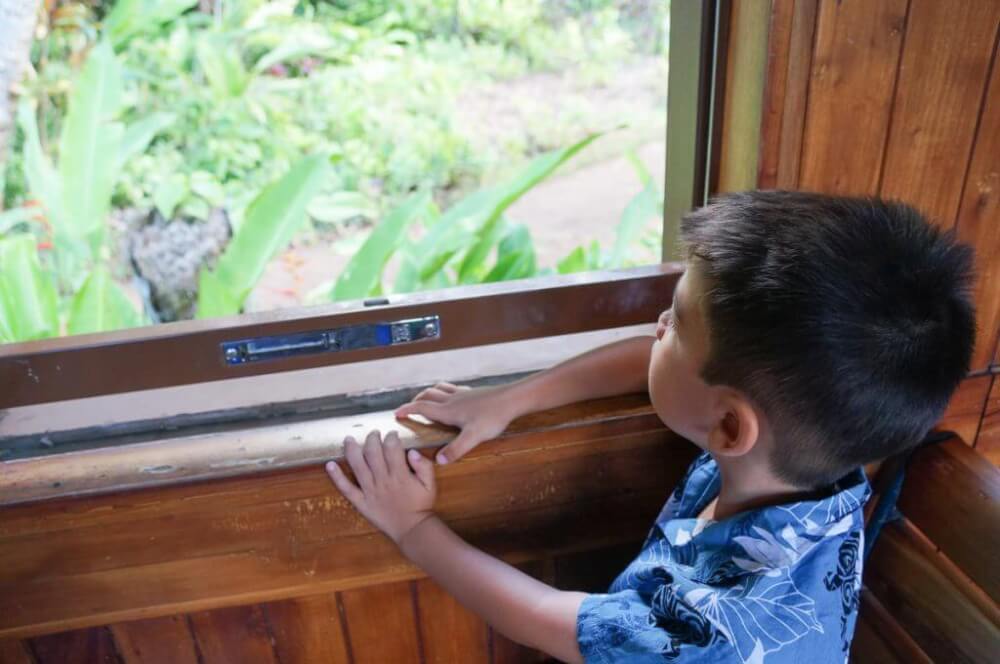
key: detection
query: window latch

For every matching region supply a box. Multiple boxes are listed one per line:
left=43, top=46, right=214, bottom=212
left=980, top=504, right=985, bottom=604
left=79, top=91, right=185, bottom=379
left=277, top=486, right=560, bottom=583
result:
left=221, top=315, right=441, bottom=365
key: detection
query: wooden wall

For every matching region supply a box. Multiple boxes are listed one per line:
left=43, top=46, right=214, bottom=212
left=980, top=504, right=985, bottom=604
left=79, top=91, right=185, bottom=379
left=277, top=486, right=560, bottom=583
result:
left=758, top=0, right=1000, bottom=463
left=0, top=397, right=696, bottom=663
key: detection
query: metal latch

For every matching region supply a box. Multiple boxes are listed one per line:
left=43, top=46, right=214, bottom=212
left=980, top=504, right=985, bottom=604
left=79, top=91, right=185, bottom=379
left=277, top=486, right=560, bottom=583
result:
left=221, top=316, right=441, bottom=365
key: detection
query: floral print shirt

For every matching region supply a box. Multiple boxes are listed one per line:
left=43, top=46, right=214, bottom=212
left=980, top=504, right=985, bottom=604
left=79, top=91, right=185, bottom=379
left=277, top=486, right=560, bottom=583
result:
left=577, top=453, right=871, bottom=664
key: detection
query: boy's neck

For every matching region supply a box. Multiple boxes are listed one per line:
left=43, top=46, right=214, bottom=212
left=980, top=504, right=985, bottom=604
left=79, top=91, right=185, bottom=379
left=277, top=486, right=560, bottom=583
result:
left=710, top=454, right=811, bottom=521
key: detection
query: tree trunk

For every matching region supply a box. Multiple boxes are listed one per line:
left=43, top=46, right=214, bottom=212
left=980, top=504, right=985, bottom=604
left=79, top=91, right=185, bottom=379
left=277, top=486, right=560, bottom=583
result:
left=0, top=0, right=41, bottom=204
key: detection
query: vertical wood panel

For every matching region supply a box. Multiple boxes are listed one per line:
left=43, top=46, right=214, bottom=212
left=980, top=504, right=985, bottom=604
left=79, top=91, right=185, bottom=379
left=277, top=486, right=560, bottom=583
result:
left=879, top=0, right=1000, bottom=224
left=757, top=0, right=796, bottom=190
left=340, top=581, right=421, bottom=664
left=954, top=45, right=1000, bottom=371
left=188, top=605, right=278, bottom=664
left=414, top=578, right=490, bottom=664
left=110, top=615, right=199, bottom=664
left=262, top=593, right=350, bottom=664
left=977, top=375, right=1000, bottom=465
left=938, top=375, right=992, bottom=445
left=0, top=640, right=33, bottom=664
left=775, top=0, right=819, bottom=190
left=30, top=627, right=120, bottom=664
left=799, top=0, right=909, bottom=194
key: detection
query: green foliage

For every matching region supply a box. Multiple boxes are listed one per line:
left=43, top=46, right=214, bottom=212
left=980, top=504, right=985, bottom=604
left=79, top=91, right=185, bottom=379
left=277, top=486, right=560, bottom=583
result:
left=0, top=235, right=60, bottom=342
left=67, top=267, right=143, bottom=335
left=198, top=155, right=330, bottom=317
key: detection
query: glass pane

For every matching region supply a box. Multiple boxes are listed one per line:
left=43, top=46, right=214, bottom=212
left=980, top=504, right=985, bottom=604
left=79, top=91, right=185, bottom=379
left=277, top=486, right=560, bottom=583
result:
left=0, top=0, right=669, bottom=344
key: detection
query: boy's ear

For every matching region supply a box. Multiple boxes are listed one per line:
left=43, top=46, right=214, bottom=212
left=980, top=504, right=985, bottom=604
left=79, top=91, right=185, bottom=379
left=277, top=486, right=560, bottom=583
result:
left=706, top=392, right=759, bottom=457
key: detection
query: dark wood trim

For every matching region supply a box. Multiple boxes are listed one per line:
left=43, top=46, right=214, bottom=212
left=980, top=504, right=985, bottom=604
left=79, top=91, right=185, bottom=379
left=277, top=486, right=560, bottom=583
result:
left=0, top=265, right=681, bottom=409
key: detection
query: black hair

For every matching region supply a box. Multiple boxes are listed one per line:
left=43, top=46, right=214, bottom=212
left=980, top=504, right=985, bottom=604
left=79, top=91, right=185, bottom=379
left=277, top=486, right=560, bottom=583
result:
left=680, top=190, right=976, bottom=487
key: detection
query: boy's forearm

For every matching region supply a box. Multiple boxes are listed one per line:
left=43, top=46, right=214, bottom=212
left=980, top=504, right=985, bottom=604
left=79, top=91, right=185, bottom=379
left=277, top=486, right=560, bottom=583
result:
left=503, top=335, right=655, bottom=418
left=399, top=516, right=586, bottom=664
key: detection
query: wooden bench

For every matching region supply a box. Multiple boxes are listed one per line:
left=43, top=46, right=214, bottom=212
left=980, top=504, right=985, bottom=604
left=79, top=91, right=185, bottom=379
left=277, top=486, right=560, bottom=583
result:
left=851, top=437, right=1000, bottom=663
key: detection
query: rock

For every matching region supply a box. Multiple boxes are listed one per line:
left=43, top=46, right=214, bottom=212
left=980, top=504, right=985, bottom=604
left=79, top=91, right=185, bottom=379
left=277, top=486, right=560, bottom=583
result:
left=128, top=209, right=231, bottom=322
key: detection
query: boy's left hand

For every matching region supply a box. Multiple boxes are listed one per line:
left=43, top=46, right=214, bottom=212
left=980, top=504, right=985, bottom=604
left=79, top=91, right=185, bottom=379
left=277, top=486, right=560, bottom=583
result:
left=326, top=429, right=437, bottom=545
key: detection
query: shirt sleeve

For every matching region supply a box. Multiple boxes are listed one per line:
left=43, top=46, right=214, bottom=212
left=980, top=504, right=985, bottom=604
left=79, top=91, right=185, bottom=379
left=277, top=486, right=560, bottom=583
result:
left=576, top=588, right=735, bottom=664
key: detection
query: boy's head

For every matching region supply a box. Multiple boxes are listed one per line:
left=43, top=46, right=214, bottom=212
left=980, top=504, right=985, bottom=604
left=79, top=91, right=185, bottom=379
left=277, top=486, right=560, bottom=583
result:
left=648, top=190, right=975, bottom=488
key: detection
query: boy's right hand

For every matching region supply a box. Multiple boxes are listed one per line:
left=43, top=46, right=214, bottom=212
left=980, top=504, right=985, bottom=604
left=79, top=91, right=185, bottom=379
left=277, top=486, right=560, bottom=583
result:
left=394, top=382, right=519, bottom=465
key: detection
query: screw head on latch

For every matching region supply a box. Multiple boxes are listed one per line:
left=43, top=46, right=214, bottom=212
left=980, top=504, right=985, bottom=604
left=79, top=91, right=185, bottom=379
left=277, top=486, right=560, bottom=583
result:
left=424, top=322, right=437, bottom=336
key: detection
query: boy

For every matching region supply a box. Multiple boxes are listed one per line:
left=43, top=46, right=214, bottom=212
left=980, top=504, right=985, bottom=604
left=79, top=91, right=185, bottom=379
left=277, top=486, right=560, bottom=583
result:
left=326, top=190, right=975, bottom=663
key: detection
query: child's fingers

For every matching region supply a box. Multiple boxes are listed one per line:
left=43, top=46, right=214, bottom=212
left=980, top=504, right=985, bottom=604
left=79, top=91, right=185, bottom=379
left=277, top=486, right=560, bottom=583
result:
left=394, top=400, right=445, bottom=422
left=362, top=430, right=388, bottom=480
left=326, top=461, right=364, bottom=505
left=344, top=437, right=374, bottom=491
left=437, top=428, right=481, bottom=465
left=408, top=449, right=436, bottom=491
left=383, top=431, right=407, bottom=476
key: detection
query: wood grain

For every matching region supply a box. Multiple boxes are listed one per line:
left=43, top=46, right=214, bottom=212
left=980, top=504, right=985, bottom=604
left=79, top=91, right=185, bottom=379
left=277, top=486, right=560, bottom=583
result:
left=977, top=375, right=1000, bottom=465
left=0, top=640, right=34, bottom=664
left=414, top=577, right=490, bottom=664
left=187, top=605, right=279, bottom=664
left=799, top=0, right=908, bottom=194
left=756, top=0, right=796, bottom=189
left=937, top=374, right=992, bottom=445
left=109, top=615, right=199, bottom=664
left=865, top=520, right=1000, bottom=663
left=30, top=627, right=120, bottom=664
left=261, top=593, right=350, bottom=664
left=953, top=44, right=1000, bottom=371
left=0, top=403, right=695, bottom=639
left=339, top=582, right=421, bottom=664
left=896, top=437, right=1000, bottom=602
left=879, top=0, right=1000, bottom=224
left=851, top=589, right=931, bottom=664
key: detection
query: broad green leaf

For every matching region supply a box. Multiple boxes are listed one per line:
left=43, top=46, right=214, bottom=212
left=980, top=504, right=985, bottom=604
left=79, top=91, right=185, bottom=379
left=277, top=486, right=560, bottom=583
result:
left=196, top=268, right=241, bottom=319
left=483, top=250, right=534, bottom=283
left=119, top=112, right=175, bottom=168
left=412, top=187, right=497, bottom=282
left=0, top=206, right=41, bottom=235
left=105, top=0, right=198, bottom=48
left=456, top=216, right=511, bottom=284
left=214, top=155, right=328, bottom=308
left=450, top=132, right=601, bottom=283
left=331, top=192, right=431, bottom=301
left=197, top=35, right=250, bottom=100
left=67, top=267, right=143, bottom=335
left=308, top=192, right=374, bottom=224
left=484, top=225, right=536, bottom=283
left=17, top=101, right=65, bottom=235
left=0, top=235, right=60, bottom=342
left=557, top=246, right=588, bottom=274
left=153, top=174, right=189, bottom=219
left=58, top=41, right=124, bottom=251
left=609, top=184, right=660, bottom=268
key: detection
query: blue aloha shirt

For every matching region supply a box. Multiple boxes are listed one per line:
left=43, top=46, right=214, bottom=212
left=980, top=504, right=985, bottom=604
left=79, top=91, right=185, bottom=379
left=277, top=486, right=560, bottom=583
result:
left=577, top=452, right=871, bottom=664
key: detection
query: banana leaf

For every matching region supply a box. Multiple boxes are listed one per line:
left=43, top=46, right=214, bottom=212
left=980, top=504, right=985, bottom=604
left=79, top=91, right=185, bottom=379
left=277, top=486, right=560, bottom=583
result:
left=453, top=133, right=602, bottom=284
left=331, top=191, right=432, bottom=301
left=67, top=267, right=143, bottom=335
left=58, top=41, right=124, bottom=253
left=0, top=235, right=60, bottom=342
left=201, top=155, right=328, bottom=313
left=608, top=183, right=660, bottom=268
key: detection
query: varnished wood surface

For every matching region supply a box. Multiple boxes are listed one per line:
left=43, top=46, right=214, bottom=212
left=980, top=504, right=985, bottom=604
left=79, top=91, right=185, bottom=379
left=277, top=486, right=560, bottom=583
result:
left=865, top=519, right=1000, bottom=663
left=0, top=392, right=653, bottom=506
left=977, top=375, right=1000, bottom=465
left=938, top=375, right=993, bottom=446
left=0, top=395, right=695, bottom=640
left=896, top=437, right=1000, bottom=602
left=798, top=0, right=908, bottom=194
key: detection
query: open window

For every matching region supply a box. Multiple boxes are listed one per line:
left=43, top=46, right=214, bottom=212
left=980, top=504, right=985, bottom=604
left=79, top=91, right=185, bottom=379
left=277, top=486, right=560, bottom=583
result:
left=0, top=2, right=741, bottom=498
